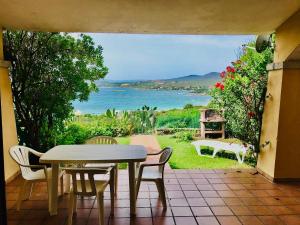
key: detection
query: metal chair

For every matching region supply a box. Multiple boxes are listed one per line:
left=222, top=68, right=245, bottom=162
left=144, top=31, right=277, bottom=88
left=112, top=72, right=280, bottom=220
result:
left=9, top=145, right=64, bottom=210
left=136, top=147, right=173, bottom=208
left=64, top=167, right=114, bottom=225
left=85, top=136, right=119, bottom=195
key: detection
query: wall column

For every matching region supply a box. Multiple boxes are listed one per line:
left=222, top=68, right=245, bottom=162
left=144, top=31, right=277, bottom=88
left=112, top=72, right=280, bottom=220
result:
left=0, top=28, right=19, bottom=181
left=257, top=10, right=300, bottom=181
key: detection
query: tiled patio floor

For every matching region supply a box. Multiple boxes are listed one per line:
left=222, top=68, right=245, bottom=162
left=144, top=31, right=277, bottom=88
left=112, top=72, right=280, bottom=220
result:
left=6, top=168, right=300, bottom=225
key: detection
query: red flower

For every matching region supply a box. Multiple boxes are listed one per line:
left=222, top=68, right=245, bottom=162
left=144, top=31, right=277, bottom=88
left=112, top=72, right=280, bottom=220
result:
left=247, top=111, right=255, bottom=118
left=226, top=66, right=235, bottom=73
left=220, top=84, right=224, bottom=91
left=220, top=71, right=226, bottom=78
left=215, top=82, right=221, bottom=88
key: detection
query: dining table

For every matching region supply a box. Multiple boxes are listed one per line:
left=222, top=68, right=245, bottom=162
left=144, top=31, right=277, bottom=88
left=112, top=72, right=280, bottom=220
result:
left=40, top=144, right=147, bottom=216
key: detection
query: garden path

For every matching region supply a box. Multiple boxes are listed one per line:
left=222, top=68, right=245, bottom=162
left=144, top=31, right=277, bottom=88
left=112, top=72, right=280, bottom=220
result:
left=130, top=134, right=171, bottom=169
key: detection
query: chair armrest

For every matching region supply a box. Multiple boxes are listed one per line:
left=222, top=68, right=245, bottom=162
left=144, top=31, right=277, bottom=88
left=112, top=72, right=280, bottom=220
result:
left=147, top=149, right=165, bottom=156
left=28, top=149, right=44, bottom=157
left=140, top=163, right=164, bottom=168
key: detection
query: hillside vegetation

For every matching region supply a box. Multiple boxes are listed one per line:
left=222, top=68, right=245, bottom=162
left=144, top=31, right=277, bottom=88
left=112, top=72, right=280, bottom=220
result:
left=100, top=72, right=220, bottom=95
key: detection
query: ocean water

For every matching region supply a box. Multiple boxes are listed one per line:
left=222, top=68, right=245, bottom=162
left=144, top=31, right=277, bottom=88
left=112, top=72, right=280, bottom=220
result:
left=73, top=87, right=211, bottom=114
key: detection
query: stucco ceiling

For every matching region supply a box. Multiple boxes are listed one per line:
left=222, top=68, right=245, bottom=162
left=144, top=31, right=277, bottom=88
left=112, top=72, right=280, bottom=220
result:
left=0, top=0, right=299, bottom=34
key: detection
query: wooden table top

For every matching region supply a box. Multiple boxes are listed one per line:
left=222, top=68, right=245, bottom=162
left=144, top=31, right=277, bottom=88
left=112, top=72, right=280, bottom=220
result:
left=40, top=144, right=147, bottom=164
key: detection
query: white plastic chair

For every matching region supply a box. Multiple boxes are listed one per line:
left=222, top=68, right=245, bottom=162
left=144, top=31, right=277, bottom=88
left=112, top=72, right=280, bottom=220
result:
left=136, top=147, right=173, bottom=208
left=85, top=136, right=119, bottom=195
left=9, top=145, right=64, bottom=210
left=64, top=167, right=114, bottom=225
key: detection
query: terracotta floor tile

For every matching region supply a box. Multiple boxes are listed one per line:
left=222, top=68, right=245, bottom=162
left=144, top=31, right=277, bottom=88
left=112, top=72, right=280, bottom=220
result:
left=181, top=184, right=198, bottom=191
left=197, top=185, right=214, bottom=191
left=171, top=207, right=193, bottom=217
left=247, top=205, right=273, bottom=216
left=230, top=206, right=253, bottom=216
left=193, top=178, right=209, bottom=184
left=268, top=205, right=294, bottom=215
left=287, top=205, right=300, bottom=214
left=183, top=190, right=202, bottom=198
left=279, top=215, right=300, bottom=225
left=165, top=184, right=181, bottom=191
left=205, top=198, right=226, bottom=206
left=169, top=198, right=188, bottom=207
left=136, top=198, right=151, bottom=208
left=233, top=190, right=254, bottom=197
left=240, top=197, right=263, bottom=206
left=196, top=216, right=220, bottom=225
left=201, top=191, right=219, bottom=198
left=166, top=191, right=185, bottom=198
left=223, top=197, right=244, bottom=206
left=152, top=207, right=173, bottom=217
left=153, top=217, right=175, bottom=225
left=191, top=206, right=213, bottom=216
left=174, top=217, right=197, bottom=225
left=211, top=206, right=233, bottom=216
left=259, top=197, right=282, bottom=206
left=187, top=198, right=207, bottom=207
left=217, top=216, right=242, bottom=225
left=258, top=216, right=284, bottom=225
left=217, top=191, right=236, bottom=197
left=238, top=216, right=264, bottom=225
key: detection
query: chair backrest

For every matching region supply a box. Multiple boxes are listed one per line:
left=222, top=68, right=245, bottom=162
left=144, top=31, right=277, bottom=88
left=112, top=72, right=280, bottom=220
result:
left=85, top=136, right=117, bottom=145
left=64, top=168, right=108, bottom=196
left=158, top=147, right=173, bottom=172
left=9, top=146, right=35, bottom=177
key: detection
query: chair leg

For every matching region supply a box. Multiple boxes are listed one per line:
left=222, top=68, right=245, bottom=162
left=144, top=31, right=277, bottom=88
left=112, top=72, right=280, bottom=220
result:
left=156, top=180, right=167, bottom=208
left=23, top=182, right=33, bottom=200
left=67, top=192, right=76, bottom=225
left=60, top=175, right=64, bottom=196
left=114, top=165, right=118, bottom=197
left=17, top=180, right=30, bottom=211
left=110, top=170, right=115, bottom=216
left=135, top=178, right=141, bottom=199
left=97, top=192, right=105, bottom=225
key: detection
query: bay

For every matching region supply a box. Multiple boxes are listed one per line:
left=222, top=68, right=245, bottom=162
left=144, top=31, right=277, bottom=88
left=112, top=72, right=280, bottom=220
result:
left=73, top=87, right=211, bottom=114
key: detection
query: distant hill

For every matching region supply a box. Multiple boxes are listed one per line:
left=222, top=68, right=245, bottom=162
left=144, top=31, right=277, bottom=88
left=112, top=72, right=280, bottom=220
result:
left=100, top=72, right=220, bottom=95
left=163, top=72, right=219, bottom=82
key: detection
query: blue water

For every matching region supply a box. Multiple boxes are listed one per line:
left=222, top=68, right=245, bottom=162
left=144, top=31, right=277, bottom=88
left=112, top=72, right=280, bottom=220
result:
left=73, top=87, right=211, bottom=114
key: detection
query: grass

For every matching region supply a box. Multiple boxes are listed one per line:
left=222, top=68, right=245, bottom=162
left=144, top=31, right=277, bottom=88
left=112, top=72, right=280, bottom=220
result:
left=115, top=136, right=130, bottom=169
left=157, top=135, right=250, bottom=169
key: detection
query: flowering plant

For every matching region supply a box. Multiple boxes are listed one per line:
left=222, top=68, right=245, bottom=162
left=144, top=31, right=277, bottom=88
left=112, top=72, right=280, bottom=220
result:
left=209, top=41, right=273, bottom=157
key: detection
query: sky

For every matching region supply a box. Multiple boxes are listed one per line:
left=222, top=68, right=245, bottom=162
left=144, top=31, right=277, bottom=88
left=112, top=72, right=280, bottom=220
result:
left=87, top=33, right=254, bottom=80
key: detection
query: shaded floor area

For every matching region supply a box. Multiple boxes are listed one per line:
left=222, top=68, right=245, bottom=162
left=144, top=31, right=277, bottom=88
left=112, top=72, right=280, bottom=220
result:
left=6, top=168, right=300, bottom=225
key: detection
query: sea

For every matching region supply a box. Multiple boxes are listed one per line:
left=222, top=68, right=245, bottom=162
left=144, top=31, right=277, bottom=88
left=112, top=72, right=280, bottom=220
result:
left=73, top=87, right=211, bottom=114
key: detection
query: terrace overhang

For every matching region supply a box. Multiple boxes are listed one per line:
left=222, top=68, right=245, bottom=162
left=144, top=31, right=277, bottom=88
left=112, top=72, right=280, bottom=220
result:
left=0, top=0, right=299, bottom=34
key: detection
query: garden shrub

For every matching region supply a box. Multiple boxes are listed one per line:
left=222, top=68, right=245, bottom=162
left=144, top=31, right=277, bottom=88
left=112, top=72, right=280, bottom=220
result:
left=173, top=131, right=196, bottom=142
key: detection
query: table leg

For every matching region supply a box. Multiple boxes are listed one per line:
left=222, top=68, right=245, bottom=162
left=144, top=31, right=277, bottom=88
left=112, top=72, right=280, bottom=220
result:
left=128, top=162, right=136, bottom=216
left=49, top=163, right=59, bottom=215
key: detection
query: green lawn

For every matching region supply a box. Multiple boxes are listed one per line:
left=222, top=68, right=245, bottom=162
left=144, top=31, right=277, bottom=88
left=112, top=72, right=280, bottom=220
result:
left=157, top=135, right=250, bottom=169
left=115, top=137, right=130, bottom=169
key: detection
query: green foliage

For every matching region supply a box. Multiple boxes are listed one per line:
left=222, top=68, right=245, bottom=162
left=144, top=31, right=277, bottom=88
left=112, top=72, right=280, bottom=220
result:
left=183, top=103, right=193, bottom=109
left=4, top=31, right=108, bottom=151
left=56, top=124, right=90, bottom=145
left=209, top=41, right=273, bottom=155
left=172, top=131, right=196, bottom=142
left=67, top=105, right=157, bottom=139
left=156, top=107, right=201, bottom=128
left=157, top=135, right=250, bottom=169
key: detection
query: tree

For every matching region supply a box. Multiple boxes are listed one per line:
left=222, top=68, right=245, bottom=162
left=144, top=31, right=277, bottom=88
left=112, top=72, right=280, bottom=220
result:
left=3, top=31, right=108, bottom=151
left=209, top=41, right=273, bottom=155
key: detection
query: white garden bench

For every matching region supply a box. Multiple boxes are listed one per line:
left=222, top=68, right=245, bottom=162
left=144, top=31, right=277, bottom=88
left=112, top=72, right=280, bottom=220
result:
left=191, top=140, right=252, bottom=164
